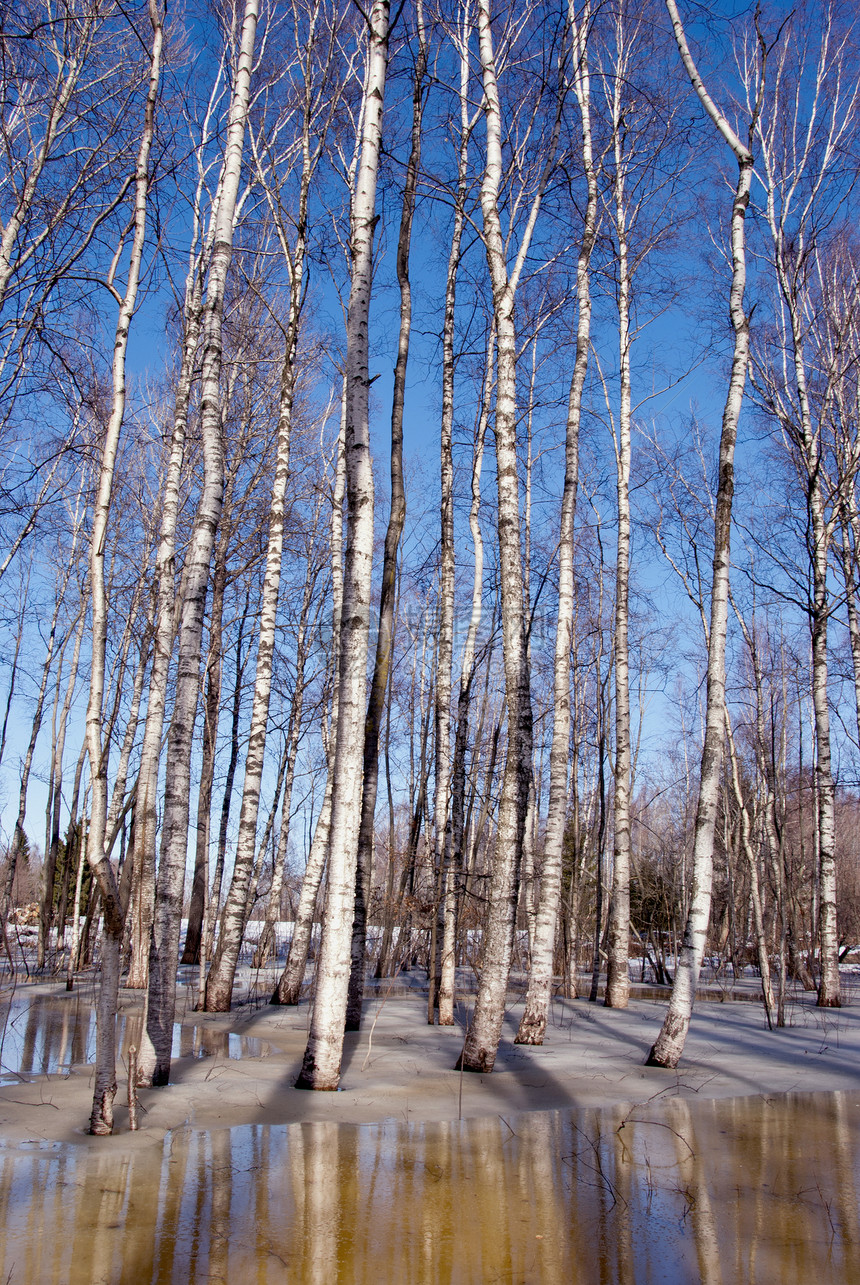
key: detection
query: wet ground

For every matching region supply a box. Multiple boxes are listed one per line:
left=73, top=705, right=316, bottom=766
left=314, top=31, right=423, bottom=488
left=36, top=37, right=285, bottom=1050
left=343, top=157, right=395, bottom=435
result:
left=0, top=990, right=271, bottom=1082
left=1, top=979, right=859, bottom=1282
left=0, top=1090, right=857, bottom=1283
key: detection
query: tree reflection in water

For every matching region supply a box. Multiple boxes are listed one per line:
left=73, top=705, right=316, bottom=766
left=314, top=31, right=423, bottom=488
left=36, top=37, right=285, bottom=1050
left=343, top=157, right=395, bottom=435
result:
left=1, top=1092, right=859, bottom=1282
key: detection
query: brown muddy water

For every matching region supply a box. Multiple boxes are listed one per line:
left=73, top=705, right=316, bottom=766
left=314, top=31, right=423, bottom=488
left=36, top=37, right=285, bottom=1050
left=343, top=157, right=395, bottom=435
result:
left=0, top=1090, right=858, bottom=1282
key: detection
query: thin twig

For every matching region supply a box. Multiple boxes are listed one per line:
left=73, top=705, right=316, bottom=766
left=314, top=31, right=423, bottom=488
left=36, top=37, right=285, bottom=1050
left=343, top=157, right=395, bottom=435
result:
left=361, top=965, right=403, bottom=1072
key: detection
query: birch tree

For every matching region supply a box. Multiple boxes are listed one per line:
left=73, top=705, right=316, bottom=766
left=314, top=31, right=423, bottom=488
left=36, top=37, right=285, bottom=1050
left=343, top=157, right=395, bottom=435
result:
left=647, top=0, right=762, bottom=1070
left=2, top=508, right=84, bottom=928
left=516, top=0, right=596, bottom=1044
left=253, top=528, right=328, bottom=969
left=346, top=0, right=426, bottom=1031
left=593, top=0, right=690, bottom=1009
left=0, top=7, right=127, bottom=372
left=83, top=0, right=163, bottom=1132
left=0, top=4, right=157, bottom=589
left=458, top=0, right=562, bottom=1074
left=295, top=0, right=390, bottom=1091
left=272, top=415, right=345, bottom=1006
left=204, top=0, right=343, bottom=1013
left=435, top=0, right=482, bottom=1028
left=138, top=0, right=260, bottom=1087
left=39, top=604, right=85, bottom=969
left=748, top=13, right=859, bottom=1007
left=142, top=64, right=232, bottom=975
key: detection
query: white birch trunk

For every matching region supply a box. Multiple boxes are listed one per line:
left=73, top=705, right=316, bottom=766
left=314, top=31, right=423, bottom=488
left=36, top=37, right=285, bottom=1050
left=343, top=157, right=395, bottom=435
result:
left=347, top=5, right=425, bottom=1030
left=273, top=413, right=346, bottom=1005
left=83, top=2, right=163, bottom=1130
left=516, top=0, right=596, bottom=1042
left=783, top=311, right=838, bottom=1006
left=605, top=27, right=633, bottom=1009
left=104, top=616, right=152, bottom=854
left=458, top=0, right=535, bottom=1073
left=181, top=540, right=226, bottom=967
left=203, top=122, right=314, bottom=1013
left=724, top=710, right=775, bottom=1026
left=138, top=0, right=259, bottom=1086
left=129, top=273, right=205, bottom=981
left=449, top=329, right=493, bottom=969
left=438, top=15, right=478, bottom=1027
left=253, top=554, right=324, bottom=970
left=252, top=761, right=293, bottom=970
left=274, top=781, right=332, bottom=1004
left=272, top=413, right=344, bottom=1002
left=838, top=510, right=860, bottom=754
left=38, top=607, right=85, bottom=969
left=754, top=38, right=844, bottom=1004
left=132, top=81, right=227, bottom=980
left=647, top=0, right=757, bottom=1069
left=296, top=0, right=389, bottom=1089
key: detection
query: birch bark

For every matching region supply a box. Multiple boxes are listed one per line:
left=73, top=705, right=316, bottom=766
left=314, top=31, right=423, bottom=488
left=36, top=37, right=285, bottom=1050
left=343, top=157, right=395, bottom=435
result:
left=83, top=1, right=163, bottom=1131
left=296, top=0, right=389, bottom=1089
left=725, top=708, right=775, bottom=1025
left=437, top=7, right=480, bottom=1028
left=772, top=351, right=838, bottom=1007
left=516, top=0, right=596, bottom=1042
left=809, top=470, right=839, bottom=1006
left=346, top=2, right=425, bottom=1030
left=138, top=0, right=259, bottom=1086
left=457, top=0, right=539, bottom=1073
left=180, top=537, right=226, bottom=966
left=135, top=72, right=227, bottom=977
left=458, top=0, right=569, bottom=1071
left=203, top=593, right=253, bottom=967
left=749, top=18, right=858, bottom=1006
left=273, top=415, right=345, bottom=1006
left=604, top=19, right=633, bottom=1010
left=39, top=608, right=85, bottom=970
left=647, top=0, right=759, bottom=1069
left=204, top=29, right=320, bottom=1012
left=838, top=508, right=860, bottom=756
left=449, top=329, right=493, bottom=985
left=253, top=546, right=324, bottom=970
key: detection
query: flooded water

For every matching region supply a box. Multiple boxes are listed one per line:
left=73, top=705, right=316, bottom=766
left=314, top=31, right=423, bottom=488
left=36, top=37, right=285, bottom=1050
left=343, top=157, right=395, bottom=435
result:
left=0, top=993, right=271, bottom=1081
left=1, top=989, right=858, bottom=1281
left=0, top=1090, right=858, bottom=1283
